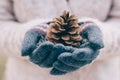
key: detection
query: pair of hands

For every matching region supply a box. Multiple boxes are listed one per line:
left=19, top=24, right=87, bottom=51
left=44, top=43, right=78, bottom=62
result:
left=21, top=22, right=104, bottom=75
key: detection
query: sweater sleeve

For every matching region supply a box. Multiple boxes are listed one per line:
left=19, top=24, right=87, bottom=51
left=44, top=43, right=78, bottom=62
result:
left=0, top=19, right=52, bottom=58
left=78, top=18, right=120, bottom=61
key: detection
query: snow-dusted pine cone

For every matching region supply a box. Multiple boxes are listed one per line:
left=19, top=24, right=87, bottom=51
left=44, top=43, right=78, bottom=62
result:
left=46, top=11, right=82, bottom=47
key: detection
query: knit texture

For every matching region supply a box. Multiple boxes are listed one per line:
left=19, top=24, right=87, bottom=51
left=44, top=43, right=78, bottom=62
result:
left=50, top=23, right=104, bottom=75
left=109, top=0, right=120, bottom=18
left=12, top=0, right=112, bottom=22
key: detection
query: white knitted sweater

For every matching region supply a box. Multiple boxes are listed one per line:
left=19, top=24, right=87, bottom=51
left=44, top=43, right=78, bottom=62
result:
left=0, top=0, right=120, bottom=80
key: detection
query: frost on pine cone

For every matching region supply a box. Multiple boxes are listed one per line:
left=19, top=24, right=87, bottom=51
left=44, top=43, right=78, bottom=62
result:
left=46, top=11, right=82, bottom=47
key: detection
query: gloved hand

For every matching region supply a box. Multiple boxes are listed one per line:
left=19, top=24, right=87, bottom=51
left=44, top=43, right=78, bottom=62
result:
left=50, top=22, right=104, bottom=75
left=21, top=24, right=66, bottom=68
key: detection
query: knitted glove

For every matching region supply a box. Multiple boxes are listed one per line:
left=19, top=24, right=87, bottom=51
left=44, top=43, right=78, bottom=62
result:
left=21, top=24, right=66, bottom=68
left=50, top=22, right=104, bottom=75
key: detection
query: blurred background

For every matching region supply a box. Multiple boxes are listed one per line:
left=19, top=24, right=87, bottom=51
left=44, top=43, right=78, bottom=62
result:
left=0, top=54, right=7, bottom=80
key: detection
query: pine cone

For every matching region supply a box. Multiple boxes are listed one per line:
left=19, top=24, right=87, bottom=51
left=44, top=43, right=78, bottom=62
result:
left=46, top=11, right=82, bottom=47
